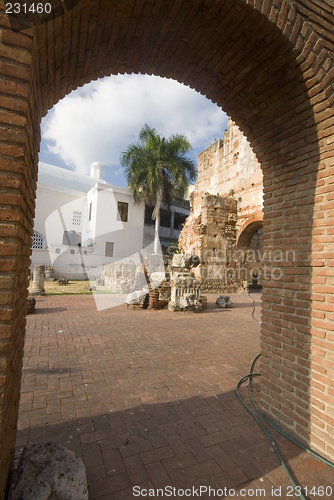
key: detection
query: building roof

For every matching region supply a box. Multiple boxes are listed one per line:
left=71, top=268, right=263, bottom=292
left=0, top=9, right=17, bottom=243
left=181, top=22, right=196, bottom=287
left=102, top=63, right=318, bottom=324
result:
left=37, top=162, right=110, bottom=193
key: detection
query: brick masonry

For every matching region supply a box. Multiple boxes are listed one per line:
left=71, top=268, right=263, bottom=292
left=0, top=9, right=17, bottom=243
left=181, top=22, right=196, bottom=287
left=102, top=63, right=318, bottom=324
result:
left=0, top=0, right=334, bottom=497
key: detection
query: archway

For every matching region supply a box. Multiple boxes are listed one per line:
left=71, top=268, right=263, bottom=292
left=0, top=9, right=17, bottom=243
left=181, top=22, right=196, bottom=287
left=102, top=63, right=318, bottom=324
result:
left=237, top=220, right=263, bottom=287
left=1, top=1, right=334, bottom=496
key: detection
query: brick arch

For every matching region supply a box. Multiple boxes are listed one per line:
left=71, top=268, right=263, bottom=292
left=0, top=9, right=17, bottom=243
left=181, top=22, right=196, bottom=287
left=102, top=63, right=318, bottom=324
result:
left=1, top=1, right=334, bottom=497
left=237, top=217, right=264, bottom=249
left=34, top=0, right=333, bottom=150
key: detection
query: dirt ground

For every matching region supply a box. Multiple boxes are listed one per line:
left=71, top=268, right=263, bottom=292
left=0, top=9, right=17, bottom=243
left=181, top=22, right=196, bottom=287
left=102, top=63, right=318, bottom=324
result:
left=28, top=279, right=112, bottom=295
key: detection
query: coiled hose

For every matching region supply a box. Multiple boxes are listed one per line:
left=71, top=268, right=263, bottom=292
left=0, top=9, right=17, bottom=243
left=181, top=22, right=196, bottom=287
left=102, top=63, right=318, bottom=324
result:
left=235, top=292, right=334, bottom=500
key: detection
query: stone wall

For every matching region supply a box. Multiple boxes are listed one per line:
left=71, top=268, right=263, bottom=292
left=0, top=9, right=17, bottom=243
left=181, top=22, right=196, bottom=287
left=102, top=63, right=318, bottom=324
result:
left=192, top=118, right=263, bottom=237
left=179, top=119, right=264, bottom=290
left=179, top=194, right=241, bottom=292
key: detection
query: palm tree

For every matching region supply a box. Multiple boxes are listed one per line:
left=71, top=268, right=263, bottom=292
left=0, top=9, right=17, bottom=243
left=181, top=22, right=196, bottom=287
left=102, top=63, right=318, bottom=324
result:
left=121, top=124, right=196, bottom=253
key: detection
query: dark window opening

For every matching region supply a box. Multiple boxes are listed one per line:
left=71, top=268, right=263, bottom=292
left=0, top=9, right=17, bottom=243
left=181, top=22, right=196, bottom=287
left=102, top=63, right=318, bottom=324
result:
left=89, top=202, right=92, bottom=221
left=160, top=209, right=171, bottom=228
left=105, top=242, right=114, bottom=257
left=144, top=205, right=154, bottom=225
left=174, top=212, right=187, bottom=230
left=117, top=201, right=128, bottom=222
left=62, top=231, right=81, bottom=246
left=144, top=206, right=171, bottom=228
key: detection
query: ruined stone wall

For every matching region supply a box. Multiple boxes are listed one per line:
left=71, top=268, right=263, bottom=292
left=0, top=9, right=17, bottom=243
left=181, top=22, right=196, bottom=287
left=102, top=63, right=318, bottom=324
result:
left=192, top=118, right=263, bottom=236
left=179, top=119, right=263, bottom=290
left=179, top=194, right=240, bottom=292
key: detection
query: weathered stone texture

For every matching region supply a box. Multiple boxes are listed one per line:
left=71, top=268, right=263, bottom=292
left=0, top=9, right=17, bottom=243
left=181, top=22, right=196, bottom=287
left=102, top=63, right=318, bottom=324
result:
left=30, top=265, right=45, bottom=295
left=179, top=194, right=240, bottom=292
left=179, top=119, right=263, bottom=290
left=9, top=441, right=88, bottom=500
left=193, top=118, right=263, bottom=237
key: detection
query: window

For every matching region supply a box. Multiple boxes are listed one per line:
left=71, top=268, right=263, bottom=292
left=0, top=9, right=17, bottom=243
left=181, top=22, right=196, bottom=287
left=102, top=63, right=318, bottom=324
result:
left=72, top=210, right=82, bottom=226
left=32, top=232, right=45, bottom=249
left=160, top=209, right=171, bottom=228
left=62, top=231, right=81, bottom=246
left=117, top=201, right=128, bottom=222
left=105, top=242, right=114, bottom=257
left=144, top=205, right=154, bottom=225
left=174, top=212, right=188, bottom=230
left=144, top=206, right=171, bottom=227
left=89, top=202, right=92, bottom=221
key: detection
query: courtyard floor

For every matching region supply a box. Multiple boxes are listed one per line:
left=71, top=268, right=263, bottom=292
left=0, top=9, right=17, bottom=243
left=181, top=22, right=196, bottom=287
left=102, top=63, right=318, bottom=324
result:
left=14, top=293, right=334, bottom=499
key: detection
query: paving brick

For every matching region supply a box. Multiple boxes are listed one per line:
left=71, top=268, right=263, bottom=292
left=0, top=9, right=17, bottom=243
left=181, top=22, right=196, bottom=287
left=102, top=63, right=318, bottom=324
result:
left=186, top=459, right=222, bottom=481
left=145, top=462, right=171, bottom=489
left=82, top=442, right=103, bottom=468
left=86, top=464, right=107, bottom=483
left=119, top=439, right=153, bottom=458
left=145, top=427, right=168, bottom=449
left=198, top=431, right=229, bottom=448
left=207, top=444, right=235, bottom=471
left=89, top=473, right=131, bottom=498
left=124, top=455, right=150, bottom=484
left=12, top=294, right=334, bottom=500
left=102, top=449, right=126, bottom=475
left=162, top=452, right=197, bottom=472
left=140, top=445, right=174, bottom=465
left=212, top=468, right=249, bottom=489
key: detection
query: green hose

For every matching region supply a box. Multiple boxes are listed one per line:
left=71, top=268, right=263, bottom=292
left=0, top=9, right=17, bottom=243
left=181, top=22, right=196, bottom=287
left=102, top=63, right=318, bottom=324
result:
left=236, top=290, right=334, bottom=498
left=236, top=367, right=309, bottom=500
left=246, top=355, right=334, bottom=469
left=235, top=354, right=334, bottom=500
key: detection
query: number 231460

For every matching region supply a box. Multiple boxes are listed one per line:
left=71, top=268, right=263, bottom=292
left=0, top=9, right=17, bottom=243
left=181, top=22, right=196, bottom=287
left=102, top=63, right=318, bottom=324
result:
left=6, top=3, right=52, bottom=14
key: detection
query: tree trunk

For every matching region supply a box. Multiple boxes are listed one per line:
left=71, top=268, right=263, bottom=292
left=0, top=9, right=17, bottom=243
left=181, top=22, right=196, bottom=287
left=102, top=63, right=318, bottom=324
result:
left=152, top=162, right=164, bottom=255
left=154, top=208, right=160, bottom=254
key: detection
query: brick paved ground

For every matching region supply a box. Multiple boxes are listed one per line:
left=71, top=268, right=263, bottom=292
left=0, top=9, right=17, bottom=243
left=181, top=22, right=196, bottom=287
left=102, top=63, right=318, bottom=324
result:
left=14, top=293, right=334, bottom=499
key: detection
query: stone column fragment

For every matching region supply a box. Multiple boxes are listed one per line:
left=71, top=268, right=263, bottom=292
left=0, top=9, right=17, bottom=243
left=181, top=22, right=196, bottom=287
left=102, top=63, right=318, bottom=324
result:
left=31, top=265, right=45, bottom=295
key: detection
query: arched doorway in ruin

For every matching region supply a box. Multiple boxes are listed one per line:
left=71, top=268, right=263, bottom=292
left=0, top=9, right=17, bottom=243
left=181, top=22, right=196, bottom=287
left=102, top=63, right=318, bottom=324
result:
left=1, top=1, right=334, bottom=496
left=237, top=219, right=264, bottom=287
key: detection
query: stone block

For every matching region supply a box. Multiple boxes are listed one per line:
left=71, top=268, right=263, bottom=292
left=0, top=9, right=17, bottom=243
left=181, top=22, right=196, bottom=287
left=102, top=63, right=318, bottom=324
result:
left=26, top=297, right=35, bottom=315
left=9, top=441, right=88, bottom=500
left=126, top=290, right=148, bottom=307
left=215, top=295, right=233, bottom=308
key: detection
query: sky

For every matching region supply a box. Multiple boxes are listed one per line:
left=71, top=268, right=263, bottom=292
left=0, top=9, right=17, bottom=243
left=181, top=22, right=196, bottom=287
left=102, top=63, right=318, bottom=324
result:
left=39, top=74, right=228, bottom=188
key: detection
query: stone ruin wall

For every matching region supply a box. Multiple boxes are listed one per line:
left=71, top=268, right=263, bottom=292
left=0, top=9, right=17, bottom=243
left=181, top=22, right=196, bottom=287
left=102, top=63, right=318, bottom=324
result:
left=179, top=118, right=264, bottom=291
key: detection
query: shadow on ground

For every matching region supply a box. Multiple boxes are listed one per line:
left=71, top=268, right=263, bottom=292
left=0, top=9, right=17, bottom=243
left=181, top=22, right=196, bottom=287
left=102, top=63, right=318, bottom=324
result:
left=33, top=307, right=67, bottom=314
left=15, top=385, right=331, bottom=500
left=16, top=293, right=334, bottom=499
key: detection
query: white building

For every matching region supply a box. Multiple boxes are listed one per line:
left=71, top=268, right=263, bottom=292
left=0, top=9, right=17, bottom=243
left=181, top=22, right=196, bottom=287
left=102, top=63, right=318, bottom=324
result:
left=31, top=162, right=191, bottom=279
left=143, top=199, right=190, bottom=253
left=31, top=162, right=145, bottom=279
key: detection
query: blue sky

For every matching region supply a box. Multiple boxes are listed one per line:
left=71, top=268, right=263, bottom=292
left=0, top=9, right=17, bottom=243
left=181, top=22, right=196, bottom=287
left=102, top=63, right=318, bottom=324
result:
left=39, top=74, right=228, bottom=188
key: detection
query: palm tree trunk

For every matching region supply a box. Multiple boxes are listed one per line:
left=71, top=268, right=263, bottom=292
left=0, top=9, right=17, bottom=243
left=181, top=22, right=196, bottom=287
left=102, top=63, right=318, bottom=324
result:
left=152, top=161, right=164, bottom=254
left=154, top=208, right=160, bottom=254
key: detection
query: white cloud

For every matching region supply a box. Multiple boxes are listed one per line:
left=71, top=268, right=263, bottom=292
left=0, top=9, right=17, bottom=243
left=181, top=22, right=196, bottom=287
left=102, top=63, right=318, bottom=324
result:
left=41, top=74, right=228, bottom=182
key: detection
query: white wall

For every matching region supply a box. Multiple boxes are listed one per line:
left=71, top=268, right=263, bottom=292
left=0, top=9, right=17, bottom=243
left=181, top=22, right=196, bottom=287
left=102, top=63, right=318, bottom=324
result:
left=31, top=181, right=145, bottom=279
left=33, top=183, right=85, bottom=246
left=91, top=184, right=145, bottom=264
